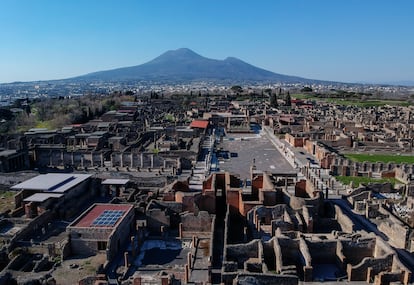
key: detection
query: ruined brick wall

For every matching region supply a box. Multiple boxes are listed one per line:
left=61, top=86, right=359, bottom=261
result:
left=146, top=208, right=170, bottom=232
left=335, top=205, right=355, bottom=233
left=195, top=191, right=216, bottom=214
left=180, top=211, right=213, bottom=238
left=226, top=188, right=240, bottom=214
left=306, top=239, right=338, bottom=264
left=340, top=238, right=376, bottom=265
left=260, top=190, right=277, bottom=206
left=225, top=239, right=260, bottom=269
left=277, top=238, right=301, bottom=268
left=202, top=174, right=214, bottom=192
left=295, top=180, right=308, bottom=198
left=348, top=191, right=370, bottom=208
left=9, top=210, right=55, bottom=249
left=347, top=253, right=393, bottom=282
left=378, top=220, right=409, bottom=249
left=285, top=133, right=305, bottom=147
left=320, top=154, right=335, bottom=169
left=374, top=271, right=406, bottom=285
left=252, top=175, right=263, bottom=198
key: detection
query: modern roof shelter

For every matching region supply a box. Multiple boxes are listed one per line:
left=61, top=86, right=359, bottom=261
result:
left=11, top=173, right=92, bottom=193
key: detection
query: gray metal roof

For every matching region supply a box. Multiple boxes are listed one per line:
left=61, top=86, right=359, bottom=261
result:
left=23, top=193, right=63, bottom=202
left=11, top=173, right=92, bottom=193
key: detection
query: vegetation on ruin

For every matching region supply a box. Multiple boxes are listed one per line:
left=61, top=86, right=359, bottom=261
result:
left=0, top=93, right=139, bottom=134
left=335, top=176, right=401, bottom=188
left=344, top=153, right=414, bottom=164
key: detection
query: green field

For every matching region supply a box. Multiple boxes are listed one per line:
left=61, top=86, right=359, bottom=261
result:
left=335, top=176, right=401, bottom=188
left=292, top=94, right=409, bottom=107
left=344, top=153, right=414, bottom=164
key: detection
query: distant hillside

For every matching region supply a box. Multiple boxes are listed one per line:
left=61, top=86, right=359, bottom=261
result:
left=73, top=48, right=325, bottom=84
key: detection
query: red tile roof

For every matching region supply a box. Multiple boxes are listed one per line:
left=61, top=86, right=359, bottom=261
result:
left=190, top=120, right=209, bottom=129
left=71, top=204, right=133, bottom=228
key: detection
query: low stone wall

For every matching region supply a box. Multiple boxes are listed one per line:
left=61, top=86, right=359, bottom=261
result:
left=234, top=273, right=298, bottom=285
left=347, top=253, right=393, bottom=282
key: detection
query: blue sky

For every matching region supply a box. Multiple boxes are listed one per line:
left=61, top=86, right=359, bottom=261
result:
left=0, top=0, right=413, bottom=84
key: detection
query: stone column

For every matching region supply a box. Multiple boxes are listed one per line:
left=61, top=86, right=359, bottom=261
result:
left=179, top=223, right=183, bottom=239
left=124, top=252, right=129, bottom=267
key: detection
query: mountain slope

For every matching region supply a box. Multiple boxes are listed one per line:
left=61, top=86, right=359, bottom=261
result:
left=75, top=48, right=316, bottom=83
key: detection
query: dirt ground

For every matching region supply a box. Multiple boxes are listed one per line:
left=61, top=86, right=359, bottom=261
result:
left=52, top=253, right=107, bottom=285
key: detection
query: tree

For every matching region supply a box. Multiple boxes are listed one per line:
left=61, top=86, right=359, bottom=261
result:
left=285, top=92, right=291, bottom=107
left=230, top=85, right=243, bottom=94
left=301, top=86, right=313, bottom=92
left=270, top=93, right=278, bottom=108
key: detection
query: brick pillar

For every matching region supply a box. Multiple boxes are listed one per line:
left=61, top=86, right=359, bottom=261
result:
left=133, top=276, right=142, bottom=285
left=161, top=276, right=169, bottom=285
left=403, top=271, right=411, bottom=285
left=187, top=252, right=192, bottom=269
left=303, top=266, right=313, bottom=282
left=184, top=264, right=189, bottom=283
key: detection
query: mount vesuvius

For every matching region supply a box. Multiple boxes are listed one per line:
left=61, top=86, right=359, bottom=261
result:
left=74, top=48, right=322, bottom=84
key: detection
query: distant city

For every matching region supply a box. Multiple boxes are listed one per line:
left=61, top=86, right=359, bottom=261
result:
left=0, top=49, right=413, bottom=107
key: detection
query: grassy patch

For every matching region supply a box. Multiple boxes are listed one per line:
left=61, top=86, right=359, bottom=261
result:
left=335, top=176, right=401, bottom=188
left=164, top=114, right=175, bottom=121
left=291, top=94, right=409, bottom=107
left=35, top=121, right=53, bottom=129
left=344, top=153, right=414, bottom=164
left=0, top=191, right=15, bottom=213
